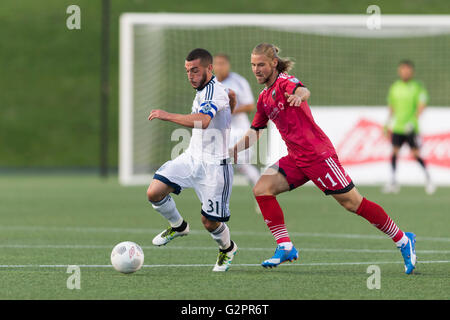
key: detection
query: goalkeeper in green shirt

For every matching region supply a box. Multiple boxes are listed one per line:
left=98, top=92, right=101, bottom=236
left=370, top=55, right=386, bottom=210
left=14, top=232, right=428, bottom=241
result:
left=384, top=60, right=435, bottom=194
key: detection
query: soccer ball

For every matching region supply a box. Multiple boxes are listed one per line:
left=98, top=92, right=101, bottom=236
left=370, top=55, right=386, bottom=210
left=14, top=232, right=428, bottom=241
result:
left=111, top=241, right=144, bottom=274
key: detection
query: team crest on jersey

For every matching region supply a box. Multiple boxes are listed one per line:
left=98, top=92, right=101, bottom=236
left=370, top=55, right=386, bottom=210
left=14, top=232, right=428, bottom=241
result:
left=289, top=78, right=300, bottom=84
left=271, top=89, right=276, bottom=101
left=202, top=103, right=212, bottom=112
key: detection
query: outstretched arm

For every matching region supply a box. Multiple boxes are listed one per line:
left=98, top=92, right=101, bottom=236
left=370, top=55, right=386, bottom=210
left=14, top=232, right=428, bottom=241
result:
left=232, top=103, right=255, bottom=114
left=284, top=86, right=311, bottom=106
left=148, top=109, right=211, bottom=129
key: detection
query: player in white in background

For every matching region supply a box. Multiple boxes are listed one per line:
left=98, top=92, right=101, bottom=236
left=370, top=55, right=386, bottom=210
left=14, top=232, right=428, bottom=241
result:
left=147, top=48, right=238, bottom=272
left=213, top=54, right=261, bottom=212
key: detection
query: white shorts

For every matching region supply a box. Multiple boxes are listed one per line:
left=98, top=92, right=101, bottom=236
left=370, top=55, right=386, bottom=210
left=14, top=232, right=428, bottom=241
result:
left=154, top=152, right=233, bottom=222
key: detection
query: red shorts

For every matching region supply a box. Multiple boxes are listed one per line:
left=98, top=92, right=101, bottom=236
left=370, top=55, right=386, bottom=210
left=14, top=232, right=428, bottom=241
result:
left=271, top=154, right=354, bottom=195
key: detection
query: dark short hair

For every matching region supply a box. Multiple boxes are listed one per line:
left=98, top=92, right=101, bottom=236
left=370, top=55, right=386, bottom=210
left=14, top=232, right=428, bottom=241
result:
left=186, top=48, right=213, bottom=66
left=213, top=53, right=230, bottom=62
left=399, top=59, right=415, bottom=68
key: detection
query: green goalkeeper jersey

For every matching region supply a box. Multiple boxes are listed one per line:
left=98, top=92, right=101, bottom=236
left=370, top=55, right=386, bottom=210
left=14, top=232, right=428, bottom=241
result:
left=387, top=79, right=428, bottom=134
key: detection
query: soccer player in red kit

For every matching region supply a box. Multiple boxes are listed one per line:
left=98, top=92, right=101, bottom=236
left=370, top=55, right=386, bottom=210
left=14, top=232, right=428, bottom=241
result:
left=231, top=43, right=417, bottom=274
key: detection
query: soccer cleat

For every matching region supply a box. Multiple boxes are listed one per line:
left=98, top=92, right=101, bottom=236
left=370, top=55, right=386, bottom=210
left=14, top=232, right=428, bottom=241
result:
left=261, top=244, right=299, bottom=268
left=398, top=232, right=417, bottom=275
left=213, top=241, right=238, bottom=272
left=152, top=223, right=189, bottom=246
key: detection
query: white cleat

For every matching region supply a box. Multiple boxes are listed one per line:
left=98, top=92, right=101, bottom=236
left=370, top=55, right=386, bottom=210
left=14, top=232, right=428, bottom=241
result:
left=213, top=241, right=238, bottom=272
left=152, top=223, right=189, bottom=246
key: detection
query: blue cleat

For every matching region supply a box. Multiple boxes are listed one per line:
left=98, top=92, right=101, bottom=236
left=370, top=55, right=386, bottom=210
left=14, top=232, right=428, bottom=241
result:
left=261, top=244, right=299, bottom=268
left=398, top=232, right=417, bottom=275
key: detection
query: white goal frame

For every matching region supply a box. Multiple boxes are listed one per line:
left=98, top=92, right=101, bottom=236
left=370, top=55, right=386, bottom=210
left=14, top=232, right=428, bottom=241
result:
left=119, top=13, right=450, bottom=186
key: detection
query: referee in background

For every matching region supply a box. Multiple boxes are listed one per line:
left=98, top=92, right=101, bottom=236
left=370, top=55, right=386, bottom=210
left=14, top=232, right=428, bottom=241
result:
left=383, top=60, right=435, bottom=194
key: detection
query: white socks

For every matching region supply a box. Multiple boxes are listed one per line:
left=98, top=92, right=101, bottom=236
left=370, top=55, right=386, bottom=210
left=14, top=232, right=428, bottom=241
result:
left=150, top=195, right=183, bottom=228
left=210, top=223, right=231, bottom=250
left=395, top=234, right=408, bottom=248
left=278, top=241, right=293, bottom=250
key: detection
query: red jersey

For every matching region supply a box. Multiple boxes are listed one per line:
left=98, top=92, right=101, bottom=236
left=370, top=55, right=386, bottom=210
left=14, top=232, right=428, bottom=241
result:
left=251, top=73, right=336, bottom=166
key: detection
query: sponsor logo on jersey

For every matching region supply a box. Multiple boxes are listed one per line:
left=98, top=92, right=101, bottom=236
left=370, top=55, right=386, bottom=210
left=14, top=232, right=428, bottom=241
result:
left=288, top=77, right=300, bottom=84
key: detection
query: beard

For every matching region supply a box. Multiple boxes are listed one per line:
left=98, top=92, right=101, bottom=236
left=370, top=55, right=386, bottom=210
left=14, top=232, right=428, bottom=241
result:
left=195, top=71, right=208, bottom=89
left=256, top=69, right=274, bottom=85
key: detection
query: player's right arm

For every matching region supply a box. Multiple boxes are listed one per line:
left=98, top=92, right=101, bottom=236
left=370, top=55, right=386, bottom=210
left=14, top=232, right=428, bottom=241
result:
left=148, top=109, right=212, bottom=129
left=383, top=105, right=394, bottom=136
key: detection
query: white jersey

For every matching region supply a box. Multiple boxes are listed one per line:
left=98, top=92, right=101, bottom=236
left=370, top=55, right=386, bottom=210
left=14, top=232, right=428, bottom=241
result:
left=185, top=76, right=231, bottom=163
left=220, top=72, right=254, bottom=131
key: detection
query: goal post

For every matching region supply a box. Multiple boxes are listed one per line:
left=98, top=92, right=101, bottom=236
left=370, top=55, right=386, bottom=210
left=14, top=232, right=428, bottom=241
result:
left=119, top=13, right=450, bottom=186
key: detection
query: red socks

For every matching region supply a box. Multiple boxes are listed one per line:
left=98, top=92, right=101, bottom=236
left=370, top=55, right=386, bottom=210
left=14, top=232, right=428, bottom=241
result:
left=256, top=195, right=403, bottom=245
left=255, top=195, right=291, bottom=244
left=356, top=197, right=404, bottom=242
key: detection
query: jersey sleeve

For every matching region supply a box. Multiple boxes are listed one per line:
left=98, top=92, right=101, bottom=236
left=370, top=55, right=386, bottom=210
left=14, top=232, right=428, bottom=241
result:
left=250, top=97, right=268, bottom=130
left=198, top=86, right=229, bottom=118
left=282, top=76, right=305, bottom=95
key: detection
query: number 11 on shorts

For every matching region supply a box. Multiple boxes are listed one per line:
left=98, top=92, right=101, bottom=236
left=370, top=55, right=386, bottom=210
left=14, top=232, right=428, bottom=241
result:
left=317, top=172, right=338, bottom=188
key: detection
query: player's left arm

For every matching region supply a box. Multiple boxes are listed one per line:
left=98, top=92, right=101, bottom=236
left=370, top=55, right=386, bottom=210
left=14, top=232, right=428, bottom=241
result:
left=416, top=84, right=429, bottom=118
left=148, top=109, right=211, bottom=129
left=284, top=81, right=311, bottom=107
left=416, top=102, right=426, bottom=118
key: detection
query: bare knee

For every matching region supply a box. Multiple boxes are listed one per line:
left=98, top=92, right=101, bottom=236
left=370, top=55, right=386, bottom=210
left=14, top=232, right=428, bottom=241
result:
left=201, top=215, right=220, bottom=232
left=252, top=182, right=274, bottom=197
left=146, top=180, right=170, bottom=203
left=333, top=188, right=363, bottom=213
left=147, top=187, right=164, bottom=203
left=253, top=169, right=290, bottom=197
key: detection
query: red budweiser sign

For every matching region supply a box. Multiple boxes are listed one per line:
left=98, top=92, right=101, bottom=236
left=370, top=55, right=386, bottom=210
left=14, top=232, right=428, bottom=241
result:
left=337, top=118, right=450, bottom=168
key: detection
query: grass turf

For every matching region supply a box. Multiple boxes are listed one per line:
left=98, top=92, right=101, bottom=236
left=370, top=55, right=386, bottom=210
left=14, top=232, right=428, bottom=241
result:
left=0, top=175, right=449, bottom=299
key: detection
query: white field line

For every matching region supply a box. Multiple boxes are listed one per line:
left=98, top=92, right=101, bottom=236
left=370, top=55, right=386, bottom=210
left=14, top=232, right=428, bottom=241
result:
left=0, top=244, right=449, bottom=254
left=0, top=260, right=449, bottom=268
left=1, top=225, right=449, bottom=242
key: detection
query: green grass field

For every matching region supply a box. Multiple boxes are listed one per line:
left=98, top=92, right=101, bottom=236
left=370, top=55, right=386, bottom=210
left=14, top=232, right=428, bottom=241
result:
left=0, top=175, right=448, bottom=300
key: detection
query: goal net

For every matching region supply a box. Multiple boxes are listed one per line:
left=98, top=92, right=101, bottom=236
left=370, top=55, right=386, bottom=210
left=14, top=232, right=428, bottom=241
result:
left=119, top=13, right=450, bottom=185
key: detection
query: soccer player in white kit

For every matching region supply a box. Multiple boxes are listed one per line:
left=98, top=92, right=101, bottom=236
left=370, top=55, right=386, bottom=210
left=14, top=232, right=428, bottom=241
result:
left=213, top=54, right=260, bottom=188
left=147, top=48, right=238, bottom=272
